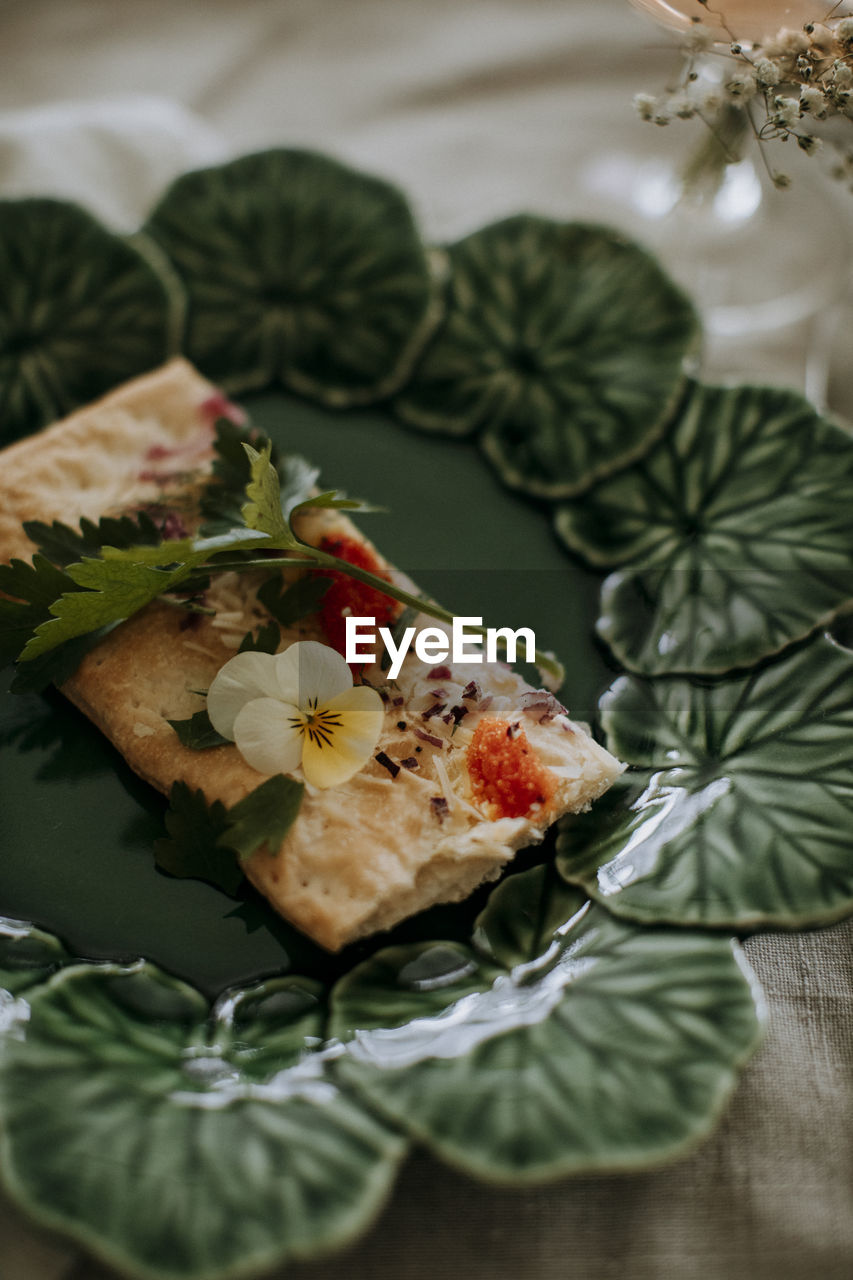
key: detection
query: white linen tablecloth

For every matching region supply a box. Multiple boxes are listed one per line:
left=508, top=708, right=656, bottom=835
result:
left=1, top=2, right=852, bottom=1277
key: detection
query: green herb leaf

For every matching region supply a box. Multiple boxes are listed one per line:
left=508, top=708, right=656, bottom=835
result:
left=96, top=539, right=195, bottom=566
left=199, top=418, right=256, bottom=534
left=238, top=620, right=281, bottom=654
left=98, top=527, right=265, bottom=567
left=278, top=453, right=321, bottom=523
left=256, top=574, right=331, bottom=626
left=211, top=418, right=255, bottom=489
left=10, top=627, right=119, bottom=694
left=242, top=443, right=292, bottom=540
left=0, top=557, right=86, bottom=667
left=154, top=783, right=245, bottom=897
left=218, top=773, right=304, bottom=862
left=167, top=709, right=232, bottom=750
left=23, top=512, right=163, bottom=567
left=291, top=490, right=381, bottom=518
left=0, top=556, right=78, bottom=608
left=5, top=419, right=563, bottom=689
left=15, top=530, right=270, bottom=665
left=20, top=559, right=192, bottom=661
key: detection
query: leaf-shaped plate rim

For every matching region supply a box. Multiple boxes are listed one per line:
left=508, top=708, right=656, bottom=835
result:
left=142, top=147, right=450, bottom=408
left=327, top=865, right=766, bottom=1184
left=0, top=945, right=408, bottom=1280
left=556, top=632, right=853, bottom=931
left=393, top=215, right=700, bottom=498
left=554, top=379, right=853, bottom=676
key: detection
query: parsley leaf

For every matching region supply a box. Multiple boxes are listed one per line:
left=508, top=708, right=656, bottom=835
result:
left=167, top=709, right=231, bottom=750
left=20, top=559, right=193, bottom=661
left=198, top=418, right=257, bottom=535
left=277, top=453, right=321, bottom=523
left=154, top=782, right=244, bottom=897
left=256, top=574, right=331, bottom=626
left=10, top=628, right=118, bottom=693
left=242, top=443, right=293, bottom=540
left=0, top=557, right=85, bottom=667
left=16, top=528, right=268, bottom=664
left=3, top=417, right=565, bottom=688
left=292, top=490, right=380, bottom=518
left=218, top=773, right=304, bottom=861
left=23, top=512, right=163, bottom=566
left=155, top=775, right=304, bottom=896
left=238, top=620, right=281, bottom=654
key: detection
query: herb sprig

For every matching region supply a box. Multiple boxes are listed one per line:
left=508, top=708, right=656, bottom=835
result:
left=154, top=774, right=304, bottom=896
left=0, top=425, right=564, bottom=687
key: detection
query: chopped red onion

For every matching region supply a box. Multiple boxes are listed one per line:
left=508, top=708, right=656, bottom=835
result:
left=519, top=691, right=568, bottom=723
left=375, top=751, right=400, bottom=779
left=442, top=705, right=469, bottom=727
left=430, top=797, right=449, bottom=821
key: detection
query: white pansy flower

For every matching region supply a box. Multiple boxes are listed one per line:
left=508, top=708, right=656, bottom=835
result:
left=207, top=640, right=384, bottom=789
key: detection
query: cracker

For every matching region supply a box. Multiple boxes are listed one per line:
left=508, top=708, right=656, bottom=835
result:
left=0, top=360, right=623, bottom=951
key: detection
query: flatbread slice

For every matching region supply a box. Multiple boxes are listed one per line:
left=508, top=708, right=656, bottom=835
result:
left=0, top=358, right=623, bottom=950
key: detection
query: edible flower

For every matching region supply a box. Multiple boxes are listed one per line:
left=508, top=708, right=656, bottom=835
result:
left=207, top=640, right=384, bottom=788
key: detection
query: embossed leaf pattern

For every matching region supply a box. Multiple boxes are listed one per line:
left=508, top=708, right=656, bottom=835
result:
left=329, top=865, right=763, bottom=1182
left=0, top=962, right=405, bottom=1280
left=393, top=216, right=698, bottom=496
left=0, top=918, right=71, bottom=996
left=557, top=635, right=853, bottom=927
left=555, top=382, right=853, bottom=674
left=144, top=149, right=442, bottom=404
left=0, top=199, right=178, bottom=444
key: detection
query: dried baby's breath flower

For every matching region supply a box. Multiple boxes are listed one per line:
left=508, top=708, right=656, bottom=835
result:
left=633, top=91, right=658, bottom=122
left=800, top=86, right=829, bottom=117
left=772, top=96, right=800, bottom=128
left=631, top=7, right=853, bottom=196
left=726, top=69, right=757, bottom=100
left=754, top=58, right=782, bottom=87
left=763, top=28, right=811, bottom=58
left=837, top=18, right=853, bottom=45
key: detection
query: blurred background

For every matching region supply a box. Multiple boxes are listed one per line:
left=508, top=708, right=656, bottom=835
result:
left=2, top=0, right=852, bottom=404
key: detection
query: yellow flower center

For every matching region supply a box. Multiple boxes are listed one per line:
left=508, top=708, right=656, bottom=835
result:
left=288, top=699, right=345, bottom=750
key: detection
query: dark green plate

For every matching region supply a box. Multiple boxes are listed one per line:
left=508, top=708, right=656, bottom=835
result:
left=0, top=390, right=611, bottom=998
left=0, top=152, right=767, bottom=1280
